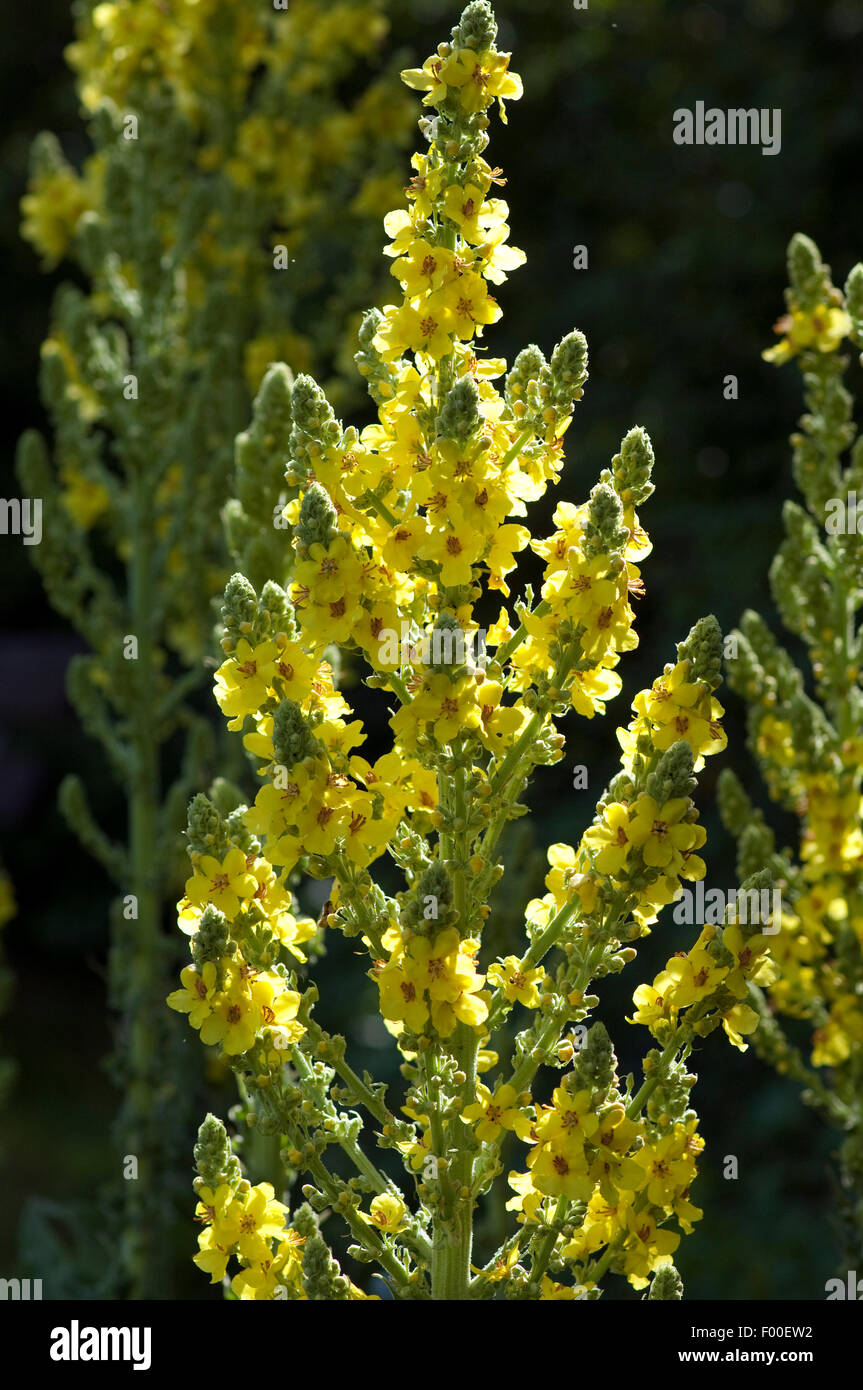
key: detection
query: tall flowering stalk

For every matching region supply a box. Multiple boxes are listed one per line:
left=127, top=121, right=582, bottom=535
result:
left=173, top=2, right=776, bottom=1301
left=16, top=0, right=411, bottom=1297
left=721, top=233, right=863, bottom=1270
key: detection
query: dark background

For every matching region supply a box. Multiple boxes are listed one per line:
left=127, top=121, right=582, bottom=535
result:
left=2, top=0, right=861, bottom=1298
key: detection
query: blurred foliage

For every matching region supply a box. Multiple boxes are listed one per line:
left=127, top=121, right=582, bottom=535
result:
left=9, top=0, right=415, bottom=1299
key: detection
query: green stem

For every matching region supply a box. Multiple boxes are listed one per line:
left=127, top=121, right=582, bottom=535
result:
left=383, top=671, right=413, bottom=705
left=303, top=1150, right=420, bottom=1292
left=528, top=1193, right=569, bottom=1286
left=626, top=1024, right=690, bottom=1121
left=429, top=749, right=478, bottom=1298
left=499, top=427, right=534, bottom=472
left=362, top=489, right=399, bottom=529
left=332, top=853, right=388, bottom=957
left=122, top=465, right=164, bottom=1299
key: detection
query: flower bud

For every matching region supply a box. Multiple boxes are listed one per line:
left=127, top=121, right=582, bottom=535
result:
left=452, top=0, right=497, bottom=52
left=649, top=1264, right=684, bottom=1300
left=437, top=376, right=481, bottom=443
left=676, top=614, right=723, bottom=689
left=272, top=698, right=319, bottom=768
left=295, top=481, right=337, bottom=552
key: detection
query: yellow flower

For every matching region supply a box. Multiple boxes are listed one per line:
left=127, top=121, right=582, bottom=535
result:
left=193, top=1223, right=235, bottom=1285
left=528, top=1144, right=594, bottom=1202
left=534, top=1086, right=600, bottom=1146
left=230, top=1249, right=296, bottom=1301
left=214, top=639, right=280, bottom=728
left=621, top=1209, right=680, bottom=1289
left=720, top=1001, right=760, bottom=1051
left=20, top=163, right=95, bottom=268
left=361, top=1193, right=408, bottom=1233
left=487, top=955, right=545, bottom=1008
left=472, top=1243, right=520, bottom=1282
left=438, top=47, right=523, bottom=122
left=375, top=951, right=430, bottom=1034
left=653, top=947, right=726, bottom=1010
left=461, top=1082, right=526, bottom=1142
left=627, top=795, right=701, bottom=873
left=432, top=270, right=501, bottom=342
left=185, top=847, right=258, bottom=918
left=59, top=467, right=111, bottom=529
left=634, top=661, right=726, bottom=765
left=374, top=301, right=454, bottom=363
left=390, top=671, right=481, bottom=749
left=235, top=1182, right=291, bottom=1262
left=763, top=303, right=851, bottom=364
left=195, top=966, right=302, bottom=1057
left=418, top=525, right=480, bottom=586
left=167, top=962, right=219, bottom=1029
left=583, top=802, right=634, bottom=877
left=629, top=982, right=673, bottom=1031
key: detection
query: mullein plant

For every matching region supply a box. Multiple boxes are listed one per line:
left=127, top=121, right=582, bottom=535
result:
left=171, top=1, right=778, bottom=1302
left=16, top=0, right=412, bottom=1297
left=720, top=233, right=863, bottom=1271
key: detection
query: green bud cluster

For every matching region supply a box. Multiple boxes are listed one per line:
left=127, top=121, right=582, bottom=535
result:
left=502, top=332, right=588, bottom=434
left=295, top=482, right=338, bottom=554
left=549, top=331, right=589, bottom=411
left=568, top=1022, right=616, bottom=1095
left=226, top=364, right=296, bottom=592
left=581, top=483, right=628, bottom=560
left=725, top=609, right=802, bottom=706
left=645, top=742, right=697, bottom=804
left=288, top=376, right=342, bottom=482
left=355, top=309, right=398, bottom=407
left=437, top=376, right=481, bottom=443
left=221, top=573, right=258, bottom=646
left=427, top=613, right=470, bottom=677
left=294, top=1204, right=352, bottom=1300
left=677, top=615, right=723, bottom=689
left=194, top=1114, right=242, bottom=1193
left=606, top=426, right=655, bottom=508
left=505, top=344, right=547, bottom=412
left=787, top=233, right=832, bottom=314
left=645, top=1054, right=696, bottom=1125
left=191, top=906, right=231, bottom=970
left=453, top=0, right=497, bottom=50
left=186, top=793, right=229, bottom=857
left=401, top=861, right=458, bottom=936
left=649, top=1265, right=684, bottom=1300
left=272, top=698, right=319, bottom=769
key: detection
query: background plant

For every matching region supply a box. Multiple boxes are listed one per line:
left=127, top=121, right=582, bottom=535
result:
left=721, top=232, right=863, bottom=1273
left=14, top=0, right=412, bottom=1298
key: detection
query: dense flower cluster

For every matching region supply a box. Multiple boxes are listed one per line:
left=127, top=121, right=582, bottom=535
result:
left=173, top=1, right=771, bottom=1300
left=191, top=1114, right=380, bottom=1300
